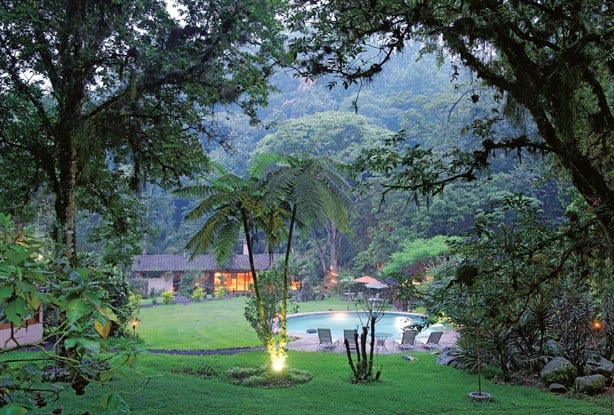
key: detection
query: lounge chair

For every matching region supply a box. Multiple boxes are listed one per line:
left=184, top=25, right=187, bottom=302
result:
left=344, top=329, right=357, bottom=351
left=418, top=331, right=443, bottom=350
left=317, top=328, right=338, bottom=351
left=395, top=329, right=417, bottom=351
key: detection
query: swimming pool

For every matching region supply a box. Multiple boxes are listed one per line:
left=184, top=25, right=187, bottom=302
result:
left=286, top=311, right=442, bottom=341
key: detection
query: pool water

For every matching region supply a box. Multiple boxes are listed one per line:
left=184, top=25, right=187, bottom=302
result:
left=286, top=311, right=442, bottom=341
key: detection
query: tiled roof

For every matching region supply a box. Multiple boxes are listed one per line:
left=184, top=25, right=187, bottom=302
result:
left=131, top=254, right=279, bottom=272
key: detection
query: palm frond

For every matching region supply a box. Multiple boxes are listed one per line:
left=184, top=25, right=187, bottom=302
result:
left=174, top=184, right=214, bottom=198
left=248, top=153, right=285, bottom=178
left=185, top=213, right=224, bottom=257
left=214, top=217, right=242, bottom=264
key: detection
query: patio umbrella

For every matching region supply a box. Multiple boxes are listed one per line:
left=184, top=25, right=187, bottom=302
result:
left=365, top=281, right=388, bottom=289
left=353, top=275, right=380, bottom=284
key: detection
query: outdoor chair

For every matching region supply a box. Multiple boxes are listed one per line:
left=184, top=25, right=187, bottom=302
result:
left=395, top=329, right=417, bottom=351
left=418, top=331, right=443, bottom=350
left=317, top=328, right=338, bottom=351
left=344, top=329, right=357, bottom=351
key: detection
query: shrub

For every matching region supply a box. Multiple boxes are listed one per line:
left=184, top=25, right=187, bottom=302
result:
left=94, top=267, right=135, bottom=336
left=214, top=285, right=227, bottom=298
left=227, top=365, right=312, bottom=388
left=178, top=270, right=200, bottom=297
left=192, top=286, right=205, bottom=301
left=161, top=289, right=175, bottom=304
left=0, top=213, right=137, bottom=412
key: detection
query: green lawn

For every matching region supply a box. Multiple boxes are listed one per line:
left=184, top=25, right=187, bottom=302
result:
left=29, top=297, right=613, bottom=414
left=136, top=296, right=376, bottom=350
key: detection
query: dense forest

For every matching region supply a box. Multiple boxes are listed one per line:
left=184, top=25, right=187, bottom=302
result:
left=99, top=47, right=570, bottom=285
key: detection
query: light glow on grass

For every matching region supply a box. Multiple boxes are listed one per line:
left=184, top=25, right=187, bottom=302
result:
left=271, top=354, right=286, bottom=372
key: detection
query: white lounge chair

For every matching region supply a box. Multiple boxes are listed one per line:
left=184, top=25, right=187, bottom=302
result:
left=418, top=331, right=443, bottom=350
left=395, top=329, right=417, bottom=351
left=317, top=328, right=338, bottom=351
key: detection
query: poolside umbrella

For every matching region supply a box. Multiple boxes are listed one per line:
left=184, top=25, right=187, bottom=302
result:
left=365, top=281, right=388, bottom=289
left=353, top=275, right=380, bottom=285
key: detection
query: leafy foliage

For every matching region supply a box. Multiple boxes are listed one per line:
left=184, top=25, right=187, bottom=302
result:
left=424, top=194, right=610, bottom=380
left=160, top=289, right=175, bottom=305
left=0, top=213, right=138, bottom=413
left=0, top=0, right=288, bottom=264
left=244, top=270, right=297, bottom=346
left=285, top=0, right=614, bottom=249
left=383, top=235, right=451, bottom=276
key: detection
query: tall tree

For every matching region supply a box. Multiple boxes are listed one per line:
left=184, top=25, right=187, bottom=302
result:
left=286, top=0, right=613, bottom=251
left=178, top=154, right=351, bottom=371
left=258, top=154, right=352, bottom=364
left=176, top=165, right=282, bottom=368
left=0, top=0, right=287, bottom=264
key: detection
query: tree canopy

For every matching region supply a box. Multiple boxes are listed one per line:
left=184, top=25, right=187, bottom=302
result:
left=0, top=0, right=287, bottom=264
left=382, top=235, right=450, bottom=276
left=286, top=0, right=613, bottom=250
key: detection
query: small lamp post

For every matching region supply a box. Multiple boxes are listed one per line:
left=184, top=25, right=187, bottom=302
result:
left=131, top=319, right=139, bottom=337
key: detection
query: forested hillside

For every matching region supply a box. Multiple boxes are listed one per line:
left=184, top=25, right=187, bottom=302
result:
left=118, top=46, right=569, bottom=284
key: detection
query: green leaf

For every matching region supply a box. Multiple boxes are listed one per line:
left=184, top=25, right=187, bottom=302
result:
left=0, top=403, right=30, bottom=415
left=64, top=337, right=101, bottom=353
left=65, top=298, right=90, bottom=323
left=0, top=264, right=16, bottom=278
left=96, top=305, right=119, bottom=323
left=99, top=393, right=130, bottom=414
left=14, top=279, right=35, bottom=294
left=79, top=338, right=101, bottom=353
left=63, top=337, right=78, bottom=349
left=27, top=293, right=41, bottom=312
left=5, top=297, right=27, bottom=325
left=0, top=284, right=13, bottom=301
left=83, top=290, right=102, bottom=307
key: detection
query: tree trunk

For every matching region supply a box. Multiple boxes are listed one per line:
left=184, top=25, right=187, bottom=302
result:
left=53, top=128, right=79, bottom=266
left=328, top=221, right=338, bottom=273
left=280, top=206, right=297, bottom=353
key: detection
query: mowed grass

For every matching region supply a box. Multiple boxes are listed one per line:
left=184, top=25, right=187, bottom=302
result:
left=137, top=296, right=364, bottom=350
left=29, top=297, right=612, bottom=414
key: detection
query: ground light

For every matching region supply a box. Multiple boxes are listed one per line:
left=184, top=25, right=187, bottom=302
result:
left=271, top=355, right=286, bottom=372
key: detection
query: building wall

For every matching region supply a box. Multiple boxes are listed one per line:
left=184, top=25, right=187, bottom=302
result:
left=147, top=276, right=173, bottom=294
left=0, top=309, right=43, bottom=350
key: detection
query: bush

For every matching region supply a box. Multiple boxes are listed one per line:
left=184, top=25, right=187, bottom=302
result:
left=214, top=285, right=227, bottom=298
left=0, top=213, right=138, bottom=412
left=227, top=365, right=312, bottom=388
left=178, top=270, right=200, bottom=297
left=192, top=286, right=205, bottom=301
left=94, top=267, right=135, bottom=336
left=161, top=289, right=175, bottom=304
left=129, top=292, right=142, bottom=310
